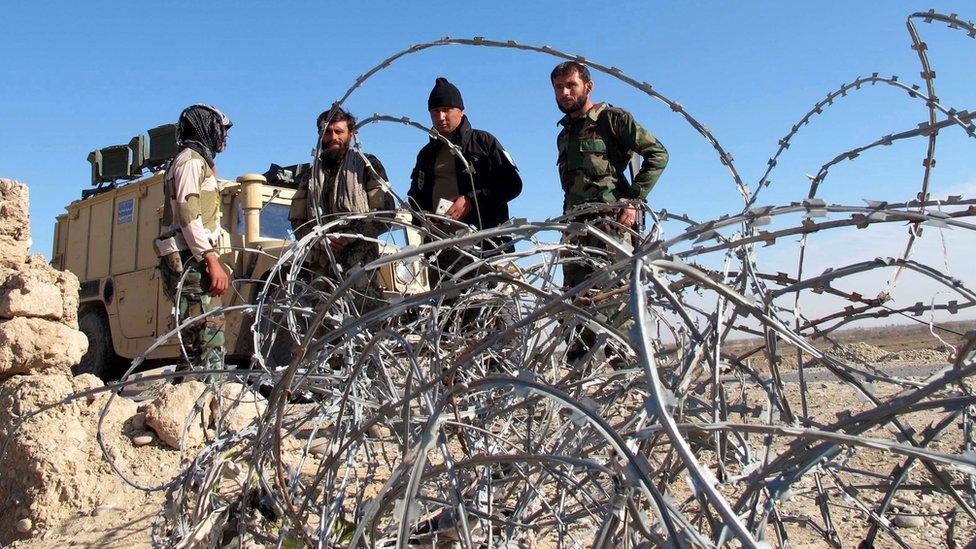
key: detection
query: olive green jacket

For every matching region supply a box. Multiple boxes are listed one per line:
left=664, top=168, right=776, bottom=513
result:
left=556, top=103, right=668, bottom=210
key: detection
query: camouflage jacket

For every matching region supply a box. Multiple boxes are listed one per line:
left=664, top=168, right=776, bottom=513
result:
left=556, top=103, right=668, bottom=210
left=160, top=148, right=221, bottom=261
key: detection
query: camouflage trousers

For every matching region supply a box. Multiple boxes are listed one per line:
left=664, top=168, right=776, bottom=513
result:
left=560, top=214, right=634, bottom=359
left=160, top=251, right=225, bottom=376
left=561, top=214, right=633, bottom=290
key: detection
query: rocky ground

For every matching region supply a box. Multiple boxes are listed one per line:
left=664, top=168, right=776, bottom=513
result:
left=0, top=179, right=189, bottom=546
left=2, top=379, right=265, bottom=548
left=735, top=378, right=973, bottom=547
left=6, top=358, right=968, bottom=548
left=721, top=321, right=972, bottom=372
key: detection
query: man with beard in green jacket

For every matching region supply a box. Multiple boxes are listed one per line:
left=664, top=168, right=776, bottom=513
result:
left=551, top=61, right=669, bottom=362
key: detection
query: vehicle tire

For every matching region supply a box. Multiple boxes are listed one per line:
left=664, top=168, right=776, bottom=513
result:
left=74, top=308, right=117, bottom=380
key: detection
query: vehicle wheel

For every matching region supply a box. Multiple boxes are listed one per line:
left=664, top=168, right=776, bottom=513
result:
left=74, top=308, right=117, bottom=379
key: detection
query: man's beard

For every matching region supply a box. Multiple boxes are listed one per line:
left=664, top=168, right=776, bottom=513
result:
left=557, top=96, right=587, bottom=114
left=324, top=143, right=348, bottom=160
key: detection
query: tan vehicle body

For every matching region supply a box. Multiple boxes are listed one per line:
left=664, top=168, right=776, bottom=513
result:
left=53, top=171, right=427, bottom=369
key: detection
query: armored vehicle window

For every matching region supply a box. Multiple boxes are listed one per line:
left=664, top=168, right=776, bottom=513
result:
left=237, top=201, right=293, bottom=240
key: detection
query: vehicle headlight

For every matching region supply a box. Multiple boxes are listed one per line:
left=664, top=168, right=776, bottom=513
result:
left=395, top=262, right=416, bottom=284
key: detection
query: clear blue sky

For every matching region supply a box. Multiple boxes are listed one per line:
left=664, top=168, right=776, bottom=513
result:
left=2, top=1, right=974, bottom=265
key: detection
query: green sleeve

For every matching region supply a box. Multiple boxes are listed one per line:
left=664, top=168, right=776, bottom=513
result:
left=611, top=110, right=669, bottom=199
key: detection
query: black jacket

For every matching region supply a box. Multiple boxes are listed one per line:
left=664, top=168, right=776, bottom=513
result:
left=407, top=116, right=522, bottom=229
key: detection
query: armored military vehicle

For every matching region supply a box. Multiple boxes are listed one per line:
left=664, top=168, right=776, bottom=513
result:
left=53, top=123, right=427, bottom=378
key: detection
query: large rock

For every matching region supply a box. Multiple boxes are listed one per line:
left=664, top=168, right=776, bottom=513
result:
left=892, top=514, right=925, bottom=528
left=144, top=381, right=212, bottom=449
left=0, top=373, right=74, bottom=437
left=0, top=179, right=31, bottom=267
left=0, top=373, right=138, bottom=543
left=0, top=317, right=88, bottom=378
left=0, top=255, right=80, bottom=328
left=211, top=382, right=267, bottom=435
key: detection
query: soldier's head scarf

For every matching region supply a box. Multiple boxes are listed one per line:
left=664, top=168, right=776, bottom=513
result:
left=177, top=104, right=233, bottom=167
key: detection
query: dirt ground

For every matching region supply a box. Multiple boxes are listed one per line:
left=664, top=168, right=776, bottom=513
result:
left=6, top=322, right=974, bottom=548
left=719, top=320, right=972, bottom=371
left=729, top=379, right=972, bottom=547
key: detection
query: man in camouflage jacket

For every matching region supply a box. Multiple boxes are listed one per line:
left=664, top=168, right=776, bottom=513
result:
left=551, top=61, right=669, bottom=360
left=156, top=104, right=232, bottom=380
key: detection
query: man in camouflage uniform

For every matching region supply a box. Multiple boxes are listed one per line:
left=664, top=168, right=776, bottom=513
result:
left=289, top=107, right=393, bottom=313
left=550, top=61, right=669, bottom=361
left=156, top=104, right=232, bottom=380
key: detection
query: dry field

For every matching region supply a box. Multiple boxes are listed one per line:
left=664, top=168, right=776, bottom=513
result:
left=718, top=320, right=974, bottom=372
left=8, top=321, right=975, bottom=548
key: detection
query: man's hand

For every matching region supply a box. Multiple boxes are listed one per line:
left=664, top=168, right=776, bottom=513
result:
left=617, top=204, right=639, bottom=227
left=329, top=235, right=352, bottom=253
left=444, top=195, right=472, bottom=221
left=204, top=253, right=228, bottom=297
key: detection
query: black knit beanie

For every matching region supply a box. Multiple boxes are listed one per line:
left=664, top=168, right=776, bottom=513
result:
left=427, top=77, right=464, bottom=110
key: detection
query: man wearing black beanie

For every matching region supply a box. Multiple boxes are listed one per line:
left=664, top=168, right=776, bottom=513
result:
left=408, top=77, right=522, bottom=235
left=427, top=76, right=465, bottom=113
